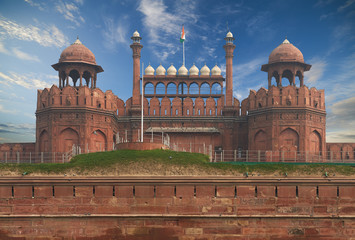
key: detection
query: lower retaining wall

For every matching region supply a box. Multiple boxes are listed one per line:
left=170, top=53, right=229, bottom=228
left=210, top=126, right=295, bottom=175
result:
left=0, top=177, right=354, bottom=239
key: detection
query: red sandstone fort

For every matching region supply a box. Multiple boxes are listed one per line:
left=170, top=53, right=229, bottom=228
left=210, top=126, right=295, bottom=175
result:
left=0, top=30, right=354, bottom=162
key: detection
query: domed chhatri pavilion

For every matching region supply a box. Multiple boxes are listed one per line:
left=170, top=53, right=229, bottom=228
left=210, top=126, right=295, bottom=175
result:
left=28, top=29, right=354, bottom=161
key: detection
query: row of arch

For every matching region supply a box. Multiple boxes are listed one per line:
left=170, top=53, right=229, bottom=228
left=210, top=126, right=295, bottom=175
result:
left=144, top=82, right=223, bottom=95
left=59, top=68, right=97, bottom=88
left=254, top=128, right=322, bottom=153
left=38, top=128, right=107, bottom=153
left=268, top=68, right=305, bottom=88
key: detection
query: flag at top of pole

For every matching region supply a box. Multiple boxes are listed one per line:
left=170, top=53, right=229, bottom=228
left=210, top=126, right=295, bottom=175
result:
left=180, top=25, right=185, bottom=43
left=180, top=25, right=185, bottom=66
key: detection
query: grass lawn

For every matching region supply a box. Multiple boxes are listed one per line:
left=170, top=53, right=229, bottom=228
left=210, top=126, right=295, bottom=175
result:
left=0, top=149, right=354, bottom=176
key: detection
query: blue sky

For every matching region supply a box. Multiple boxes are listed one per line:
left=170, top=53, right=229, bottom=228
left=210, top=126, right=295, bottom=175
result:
left=0, top=0, right=354, bottom=143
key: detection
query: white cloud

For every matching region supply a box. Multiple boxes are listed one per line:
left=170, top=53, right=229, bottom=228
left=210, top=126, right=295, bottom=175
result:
left=337, top=0, right=355, bottom=12
left=137, top=0, right=198, bottom=61
left=0, top=16, right=68, bottom=48
left=55, top=0, right=85, bottom=27
left=304, top=57, right=327, bottom=84
left=102, top=17, right=129, bottom=50
left=0, top=104, right=18, bottom=114
left=234, top=57, right=265, bottom=81
left=326, top=97, right=355, bottom=142
left=0, top=71, right=55, bottom=89
left=0, top=41, right=41, bottom=62
left=0, top=41, right=9, bottom=54
left=12, top=48, right=40, bottom=62
left=24, top=0, right=46, bottom=11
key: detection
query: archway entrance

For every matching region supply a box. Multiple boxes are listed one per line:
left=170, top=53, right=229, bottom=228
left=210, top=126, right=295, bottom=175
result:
left=59, top=128, right=79, bottom=152
left=90, top=130, right=106, bottom=152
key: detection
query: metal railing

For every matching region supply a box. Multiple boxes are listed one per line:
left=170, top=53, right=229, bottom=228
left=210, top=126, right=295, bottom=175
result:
left=0, top=151, right=72, bottom=164
left=211, top=150, right=355, bottom=163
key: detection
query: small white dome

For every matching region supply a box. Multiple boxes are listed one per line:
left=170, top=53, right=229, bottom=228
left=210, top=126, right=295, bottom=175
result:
left=226, top=31, right=233, bottom=38
left=189, top=64, right=199, bottom=76
left=167, top=64, right=177, bottom=75
left=156, top=64, right=166, bottom=75
left=133, top=30, right=140, bottom=38
left=178, top=65, right=188, bottom=75
left=200, top=64, right=210, bottom=76
left=145, top=64, right=154, bottom=75
left=211, top=65, right=221, bottom=75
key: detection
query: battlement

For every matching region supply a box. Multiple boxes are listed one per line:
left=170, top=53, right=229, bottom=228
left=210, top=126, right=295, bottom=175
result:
left=248, top=85, right=325, bottom=111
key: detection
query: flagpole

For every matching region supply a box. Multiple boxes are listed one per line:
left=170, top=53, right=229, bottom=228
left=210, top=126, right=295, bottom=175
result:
left=141, top=62, right=144, bottom=143
left=183, top=41, right=185, bottom=66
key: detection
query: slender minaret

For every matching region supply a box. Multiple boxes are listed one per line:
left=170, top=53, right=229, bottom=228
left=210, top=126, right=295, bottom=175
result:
left=223, top=31, right=236, bottom=108
left=130, top=30, right=143, bottom=108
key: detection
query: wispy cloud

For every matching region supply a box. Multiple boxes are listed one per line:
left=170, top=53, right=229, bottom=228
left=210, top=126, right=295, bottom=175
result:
left=0, top=16, right=68, bottom=48
left=0, top=122, right=35, bottom=143
left=24, top=0, right=46, bottom=11
left=0, top=71, right=55, bottom=89
left=234, top=57, right=265, bottom=81
left=102, top=16, right=129, bottom=51
left=55, top=0, right=85, bottom=27
left=0, top=42, right=40, bottom=62
left=326, top=96, right=355, bottom=142
left=337, top=0, right=355, bottom=12
left=0, top=104, right=18, bottom=114
left=304, top=57, right=327, bottom=84
left=12, top=48, right=40, bottom=62
left=137, top=0, right=198, bottom=61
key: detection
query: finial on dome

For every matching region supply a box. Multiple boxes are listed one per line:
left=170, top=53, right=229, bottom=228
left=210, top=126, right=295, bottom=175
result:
left=282, top=36, right=290, bottom=44
left=73, top=37, right=82, bottom=45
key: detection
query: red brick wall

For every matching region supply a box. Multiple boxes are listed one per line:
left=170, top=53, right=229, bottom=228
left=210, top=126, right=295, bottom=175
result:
left=0, top=177, right=354, bottom=239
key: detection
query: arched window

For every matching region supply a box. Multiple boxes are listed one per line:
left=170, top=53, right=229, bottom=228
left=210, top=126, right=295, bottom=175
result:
left=69, top=69, right=80, bottom=87
left=211, top=83, right=222, bottom=94
left=144, top=82, right=154, bottom=94
left=167, top=82, right=176, bottom=95
left=189, top=82, right=199, bottom=94
left=282, top=69, right=294, bottom=86
left=156, top=82, right=165, bottom=95
left=200, top=82, right=210, bottom=95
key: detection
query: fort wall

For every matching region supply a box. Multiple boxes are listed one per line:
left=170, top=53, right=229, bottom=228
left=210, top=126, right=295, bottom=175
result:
left=0, top=177, right=354, bottom=239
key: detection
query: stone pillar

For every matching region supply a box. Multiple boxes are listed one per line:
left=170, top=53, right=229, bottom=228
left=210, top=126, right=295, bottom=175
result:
left=79, top=72, right=83, bottom=87
left=223, top=42, right=236, bottom=107
left=130, top=43, right=143, bottom=106
left=130, top=31, right=143, bottom=116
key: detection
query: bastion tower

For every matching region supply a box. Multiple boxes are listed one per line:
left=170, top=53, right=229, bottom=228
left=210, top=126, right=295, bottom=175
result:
left=247, top=38, right=326, bottom=159
left=35, top=38, right=118, bottom=153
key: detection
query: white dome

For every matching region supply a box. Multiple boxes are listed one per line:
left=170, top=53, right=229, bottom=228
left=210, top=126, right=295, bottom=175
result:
left=178, top=65, right=188, bottom=75
left=200, top=64, right=210, bottom=76
left=189, top=64, right=199, bottom=76
left=167, top=64, right=177, bottom=75
left=156, top=64, right=166, bottom=75
left=145, top=64, right=154, bottom=75
left=133, top=30, right=140, bottom=38
left=211, top=65, right=221, bottom=75
left=226, top=31, right=233, bottom=38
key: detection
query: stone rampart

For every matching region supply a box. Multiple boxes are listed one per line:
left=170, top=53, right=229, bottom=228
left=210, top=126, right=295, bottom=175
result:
left=0, top=177, right=354, bottom=239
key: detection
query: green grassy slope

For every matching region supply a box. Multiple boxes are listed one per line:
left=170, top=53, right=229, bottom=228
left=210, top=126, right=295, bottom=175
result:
left=0, top=149, right=354, bottom=176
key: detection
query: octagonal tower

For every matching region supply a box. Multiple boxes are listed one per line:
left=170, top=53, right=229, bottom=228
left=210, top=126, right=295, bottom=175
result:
left=247, top=38, right=326, bottom=160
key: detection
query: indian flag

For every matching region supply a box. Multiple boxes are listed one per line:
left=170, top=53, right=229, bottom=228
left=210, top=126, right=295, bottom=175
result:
left=180, top=25, right=185, bottom=43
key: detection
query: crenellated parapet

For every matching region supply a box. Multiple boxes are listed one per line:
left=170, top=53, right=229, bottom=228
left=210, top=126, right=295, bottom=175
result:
left=248, top=85, right=325, bottom=111
left=37, top=85, right=126, bottom=113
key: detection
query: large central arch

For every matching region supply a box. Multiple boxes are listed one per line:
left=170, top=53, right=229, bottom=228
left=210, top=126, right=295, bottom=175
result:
left=59, top=128, right=79, bottom=152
